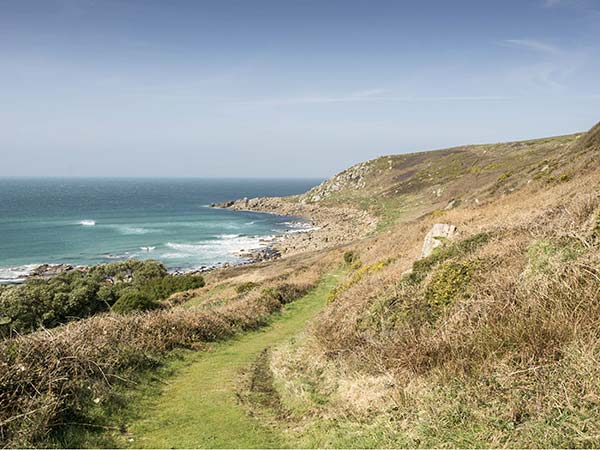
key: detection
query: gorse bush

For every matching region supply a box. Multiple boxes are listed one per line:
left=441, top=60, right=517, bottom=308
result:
left=111, top=290, right=157, bottom=314
left=328, top=258, right=392, bottom=303
left=409, top=232, right=489, bottom=283
left=424, top=260, right=473, bottom=311
left=0, top=260, right=204, bottom=336
left=343, top=250, right=359, bottom=265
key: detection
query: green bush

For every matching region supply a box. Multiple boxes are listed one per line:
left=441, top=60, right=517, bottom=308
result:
left=496, top=170, right=513, bottom=183
left=343, top=251, right=358, bottom=265
left=111, top=290, right=157, bottom=314
left=132, top=260, right=168, bottom=284
left=0, top=260, right=204, bottom=336
left=137, top=274, right=205, bottom=301
left=262, top=283, right=312, bottom=304
left=424, top=261, right=473, bottom=311
left=410, top=232, right=490, bottom=283
left=526, top=240, right=583, bottom=276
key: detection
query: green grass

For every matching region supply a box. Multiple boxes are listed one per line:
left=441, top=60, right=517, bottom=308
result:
left=116, top=271, right=342, bottom=449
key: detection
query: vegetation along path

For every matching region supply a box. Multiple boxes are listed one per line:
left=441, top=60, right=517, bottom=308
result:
left=124, top=271, right=342, bottom=448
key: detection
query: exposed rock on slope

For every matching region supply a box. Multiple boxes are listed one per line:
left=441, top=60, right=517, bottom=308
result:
left=421, top=223, right=458, bottom=257
left=300, top=161, right=373, bottom=203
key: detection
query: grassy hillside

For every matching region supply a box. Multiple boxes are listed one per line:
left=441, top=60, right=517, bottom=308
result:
left=299, top=131, right=586, bottom=230
left=249, top=121, right=600, bottom=447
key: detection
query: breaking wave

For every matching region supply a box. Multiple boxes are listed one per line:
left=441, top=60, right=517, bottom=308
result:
left=0, top=264, right=40, bottom=285
left=112, top=225, right=157, bottom=235
left=164, top=233, right=272, bottom=261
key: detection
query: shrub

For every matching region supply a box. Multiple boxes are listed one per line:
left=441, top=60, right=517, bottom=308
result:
left=410, top=232, right=490, bottom=283
left=111, top=290, right=157, bottom=314
left=424, top=261, right=473, bottom=312
left=497, top=170, right=513, bottom=183
left=343, top=251, right=359, bottom=265
left=328, top=258, right=392, bottom=303
left=0, top=261, right=204, bottom=337
left=132, top=260, right=168, bottom=283
left=526, top=240, right=584, bottom=276
left=262, top=283, right=312, bottom=305
left=236, top=281, right=258, bottom=294
left=137, top=274, right=205, bottom=302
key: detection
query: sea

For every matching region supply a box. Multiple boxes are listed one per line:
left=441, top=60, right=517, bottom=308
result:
left=0, top=178, right=322, bottom=284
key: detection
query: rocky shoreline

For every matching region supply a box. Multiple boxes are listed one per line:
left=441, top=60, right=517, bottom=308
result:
left=212, top=196, right=377, bottom=256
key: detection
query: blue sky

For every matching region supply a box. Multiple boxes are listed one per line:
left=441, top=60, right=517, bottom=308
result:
left=1, top=0, right=599, bottom=177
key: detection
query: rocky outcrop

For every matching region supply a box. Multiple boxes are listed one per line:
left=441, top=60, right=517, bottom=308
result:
left=211, top=200, right=234, bottom=208
left=28, top=264, right=76, bottom=279
left=238, top=246, right=281, bottom=262
left=300, top=161, right=373, bottom=203
left=421, top=223, right=458, bottom=258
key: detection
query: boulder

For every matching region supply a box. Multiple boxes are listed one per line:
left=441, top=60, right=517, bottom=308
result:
left=212, top=200, right=234, bottom=208
left=421, top=223, right=458, bottom=258
left=30, top=263, right=75, bottom=278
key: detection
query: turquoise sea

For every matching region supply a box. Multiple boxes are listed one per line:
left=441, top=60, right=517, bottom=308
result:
left=0, top=178, right=321, bottom=283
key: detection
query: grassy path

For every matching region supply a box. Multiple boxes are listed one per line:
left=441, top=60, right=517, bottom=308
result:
left=124, top=271, right=341, bottom=449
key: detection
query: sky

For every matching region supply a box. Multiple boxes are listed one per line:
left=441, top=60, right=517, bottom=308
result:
left=0, top=0, right=599, bottom=178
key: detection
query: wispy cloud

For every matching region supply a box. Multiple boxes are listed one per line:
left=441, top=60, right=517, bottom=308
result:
left=501, top=38, right=589, bottom=91
left=502, top=39, right=561, bottom=55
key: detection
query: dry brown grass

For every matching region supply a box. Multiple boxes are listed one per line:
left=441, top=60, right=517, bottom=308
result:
left=265, top=161, right=600, bottom=446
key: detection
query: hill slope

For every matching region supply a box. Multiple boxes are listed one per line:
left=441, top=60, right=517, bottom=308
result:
left=242, top=122, right=600, bottom=447
left=302, top=132, right=582, bottom=219
left=229, top=126, right=595, bottom=248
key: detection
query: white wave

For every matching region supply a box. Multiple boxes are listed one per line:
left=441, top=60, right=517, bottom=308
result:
left=0, top=264, right=40, bottom=284
left=79, top=220, right=96, bottom=226
left=140, top=246, right=156, bottom=252
left=276, top=220, right=320, bottom=233
left=279, top=221, right=317, bottom=230
left=111, top=225, right=157, bottom=235
left=164, top=233, right=268, bottom=261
